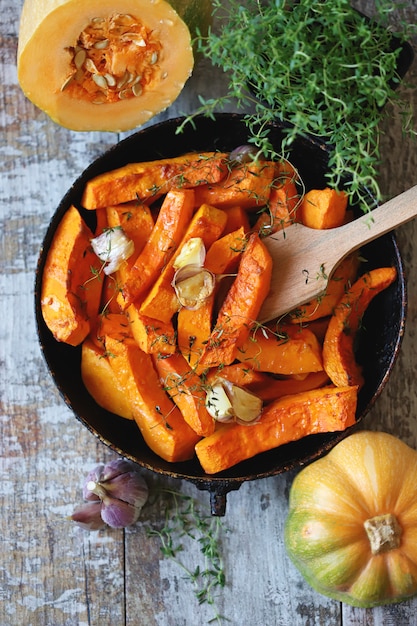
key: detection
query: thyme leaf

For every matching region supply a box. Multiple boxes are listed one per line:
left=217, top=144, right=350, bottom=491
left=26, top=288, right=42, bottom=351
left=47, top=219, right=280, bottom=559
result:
left=144, top=487, right=229, bottom=624
left=185, top=0, right=416, bottom=210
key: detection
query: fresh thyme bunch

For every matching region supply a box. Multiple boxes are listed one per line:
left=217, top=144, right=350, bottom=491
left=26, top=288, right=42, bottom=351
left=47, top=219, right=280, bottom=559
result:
left=185, top=0, right=415, bottom=209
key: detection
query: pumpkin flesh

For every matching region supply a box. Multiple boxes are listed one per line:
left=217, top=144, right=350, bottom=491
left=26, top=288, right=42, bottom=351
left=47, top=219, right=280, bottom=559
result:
left=17, top=0, right=208, bottom=131
left=285, top=431, right=417, bottom=607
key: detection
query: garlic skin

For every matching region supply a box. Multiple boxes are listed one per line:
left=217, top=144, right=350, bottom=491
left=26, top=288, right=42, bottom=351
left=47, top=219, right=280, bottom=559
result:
left=91, top=227, right=134, bottom=275
left=73, top=459, right=148, bottom=530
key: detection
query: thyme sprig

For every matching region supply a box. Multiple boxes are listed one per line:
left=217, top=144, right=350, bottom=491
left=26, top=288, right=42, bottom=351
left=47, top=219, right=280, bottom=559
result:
left=182, top=0, right=416, bottom=210
left=145, top=487, right=229, bottom=624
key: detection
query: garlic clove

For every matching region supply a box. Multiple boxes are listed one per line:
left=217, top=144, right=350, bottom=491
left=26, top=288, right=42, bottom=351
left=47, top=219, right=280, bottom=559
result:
left=100, top=496, right=142, bottom=529
left=172, top=265, right=215, bottom=310
left=205, top=383, right=235, bottom=422
left=91, top=227, right=134, bottom=275
left=100, top=458, right=140, bottom=482
left=100, top=471, right=149, bottom=508
left=206, top=379, right=262, bottom=424
left=229, top=384, right=263, bottom=424
left=71, top=501, right=106, bottom=530
left=173, top=237, right=206, bottom=269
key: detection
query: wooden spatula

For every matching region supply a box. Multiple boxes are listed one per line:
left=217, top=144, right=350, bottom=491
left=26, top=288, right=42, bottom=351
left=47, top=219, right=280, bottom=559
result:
left=258, top=185, right=417, bottom=323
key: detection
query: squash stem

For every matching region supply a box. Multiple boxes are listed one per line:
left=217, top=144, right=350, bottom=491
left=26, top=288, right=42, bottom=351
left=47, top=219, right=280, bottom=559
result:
left=364, top=513, right=402, bottom=555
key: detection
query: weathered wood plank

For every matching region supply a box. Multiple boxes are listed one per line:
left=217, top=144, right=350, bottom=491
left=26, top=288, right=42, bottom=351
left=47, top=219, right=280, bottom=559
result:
left=2, top=1, right=417, bottom=625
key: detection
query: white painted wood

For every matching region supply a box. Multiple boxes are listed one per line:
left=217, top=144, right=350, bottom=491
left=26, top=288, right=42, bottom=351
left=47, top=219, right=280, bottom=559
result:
left=2, top=2, right=417, bottom=625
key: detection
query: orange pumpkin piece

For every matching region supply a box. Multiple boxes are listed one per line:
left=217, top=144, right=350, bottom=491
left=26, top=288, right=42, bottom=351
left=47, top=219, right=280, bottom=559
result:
left=323, top=266, right=397, bottom=388
left=41, top=205, right=102, bottom=346
left=100, top=275, right=123, bottom=314
left=193, top=160, right=275, bottom=210
left=106, top=201, right=155, bottom=255
left=81, top=152, right=228, bottom=209
left=195, top=385, right=358, bottom=474
left=153, top=352, right=215, bottom=437
left=91, top=312, right=133, bottom=349
left=299, top=187, right=348, bottom=229
left=139, top=203, right=228, bottom=322
left=289, top=252, right=360, bottom=323
left=105, top=336, right=200, bottom=462
left=81, top=338, right=134, bottom=420
left=177, top=291, right=215, bottom=368
left=127, top=303, right=176, bottom=355
left=121, top=189, right=195, bottom=307
left=106, top=201, right=155, bottom=310
left=198, top=233, right=273, bottom=369
left=223, top=205, right=251, bottom=234
left=254, top=179, right=299, bottom=235
left=204, top=226, right=247, bottom=274
left=237, top=324, right=323, bottom=375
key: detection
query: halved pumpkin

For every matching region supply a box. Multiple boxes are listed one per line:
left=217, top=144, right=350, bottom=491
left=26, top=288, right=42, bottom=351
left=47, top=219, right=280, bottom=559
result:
left=17, top=0, right=211, bottom=131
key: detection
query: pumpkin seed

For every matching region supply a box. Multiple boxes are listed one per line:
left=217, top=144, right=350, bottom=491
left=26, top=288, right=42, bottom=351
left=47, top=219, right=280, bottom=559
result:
left=123, top=33, right=146, bottom=46
left=150, top=52, right=159, bottom=65
left=94, top=39, right=110, bottom=50
left=104, top=73, right=117, bottom=87
left=132, top=83, right=143, bottom=97
left=119, top=89, right=131, bottom=99
left=116, top=71, right=130, bottom=89
left=74, top=49, right=86, bottom=70
left=92, top=73, right=108, bottom=89
left=61, top=74, right=74, bottom=91
left=85, top=58, right=98, bottom=74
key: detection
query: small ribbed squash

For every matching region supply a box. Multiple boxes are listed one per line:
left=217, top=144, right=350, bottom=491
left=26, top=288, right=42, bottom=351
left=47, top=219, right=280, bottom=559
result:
left=17, top=0, right=211, bottom=131
left=285, top=431, right=417, bottom=607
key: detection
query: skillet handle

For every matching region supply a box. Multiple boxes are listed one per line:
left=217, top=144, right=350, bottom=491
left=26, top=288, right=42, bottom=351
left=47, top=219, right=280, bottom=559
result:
left=191, top=479, right=243, bottom=516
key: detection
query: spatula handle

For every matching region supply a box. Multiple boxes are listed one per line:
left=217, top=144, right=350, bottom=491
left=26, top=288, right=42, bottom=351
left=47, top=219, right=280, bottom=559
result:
left=332, top=184, right=417, bottom=258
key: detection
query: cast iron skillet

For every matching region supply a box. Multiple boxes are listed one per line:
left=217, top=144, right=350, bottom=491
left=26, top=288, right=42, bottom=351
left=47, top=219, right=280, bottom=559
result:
left=34, top=114, right=407, bottom=515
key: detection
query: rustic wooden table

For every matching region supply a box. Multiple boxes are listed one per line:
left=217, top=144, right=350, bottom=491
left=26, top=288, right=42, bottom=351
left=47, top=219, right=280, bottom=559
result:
left=3, top=2, right=417, bottom=625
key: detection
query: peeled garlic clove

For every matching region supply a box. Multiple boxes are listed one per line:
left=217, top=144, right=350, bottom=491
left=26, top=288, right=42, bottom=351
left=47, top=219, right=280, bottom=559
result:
left=71, top=501, right=106, bottom=531
left=173, top=237, right=206, bottom=269
left=206, top=379, right=262, bottom=424
left=229, top=385, right=263, bottom=424
left=205, top=383, right=234, bottom=422
left=172, top=265, right=215, bottom=310
left=91, top=227, right=134, bottom=275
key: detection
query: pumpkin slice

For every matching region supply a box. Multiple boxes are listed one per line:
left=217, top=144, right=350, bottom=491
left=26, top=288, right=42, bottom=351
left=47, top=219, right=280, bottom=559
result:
left=195, top=385, right=358, bottom=474
left=105, top=335, right=200, bottom=462
left=323, top=266, right=397, bottom=388
left=17, top=0, right=211, bottom=131
left=40, top=205, right=103, bottom=346
left=81, top=338, right=134, bottom=420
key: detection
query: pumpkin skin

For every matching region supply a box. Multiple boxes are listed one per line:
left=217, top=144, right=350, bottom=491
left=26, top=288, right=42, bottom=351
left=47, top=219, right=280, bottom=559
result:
left=17, top=0, right=211, bottom=132
left=284, top=431, right=417, bottom=607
